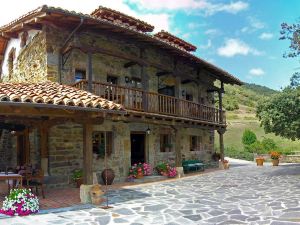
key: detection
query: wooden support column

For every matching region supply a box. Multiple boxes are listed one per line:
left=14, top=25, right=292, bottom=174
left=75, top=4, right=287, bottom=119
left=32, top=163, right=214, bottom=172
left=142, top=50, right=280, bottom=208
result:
left=219, top=81, right=224, bottom=123
left=140, top=49, right=149, bottom=111
left=24, top=128, right=30, bottom=165
left=87, top=52, right=93, bottom=92
left=174, top=128, right=181, bottom=167
left=40, top=126, right=49, bottom=176
left=83, top=123, right=93, bottom=184
left=217, top=128, right=226, bottom=161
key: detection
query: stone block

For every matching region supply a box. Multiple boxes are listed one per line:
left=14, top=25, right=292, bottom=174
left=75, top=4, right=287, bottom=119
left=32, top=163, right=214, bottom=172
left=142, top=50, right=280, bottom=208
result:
left=176, top=167, right=184, bottom=178
left=80, top=184, right=93, bottom=204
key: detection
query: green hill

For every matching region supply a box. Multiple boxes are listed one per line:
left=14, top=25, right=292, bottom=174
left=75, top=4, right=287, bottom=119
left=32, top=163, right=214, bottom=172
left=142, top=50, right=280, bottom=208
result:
left=218, top=83, right=300, bottom=161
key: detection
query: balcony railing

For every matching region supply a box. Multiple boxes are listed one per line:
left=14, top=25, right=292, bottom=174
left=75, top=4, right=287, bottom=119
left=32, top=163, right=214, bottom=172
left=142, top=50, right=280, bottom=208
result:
left=73, top=80, right=225, bottom=125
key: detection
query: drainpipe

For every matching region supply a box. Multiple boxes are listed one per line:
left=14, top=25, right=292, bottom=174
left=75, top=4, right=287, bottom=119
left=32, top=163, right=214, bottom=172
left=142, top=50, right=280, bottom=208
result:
left=58, top=18, right=84, bottom=84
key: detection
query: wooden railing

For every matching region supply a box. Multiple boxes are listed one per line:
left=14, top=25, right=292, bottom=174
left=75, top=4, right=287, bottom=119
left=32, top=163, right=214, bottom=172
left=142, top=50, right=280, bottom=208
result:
left=73, top=80, right=226, bottom=125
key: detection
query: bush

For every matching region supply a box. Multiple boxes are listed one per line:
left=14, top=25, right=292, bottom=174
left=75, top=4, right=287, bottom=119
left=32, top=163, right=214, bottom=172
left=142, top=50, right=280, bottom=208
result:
left=245, top=141, right=264, bottom=154
left=225, top=146, right=253, bottom=161
left=242, top=129, right=257, bottom=146
left=261, top=138, right=277, bottom=151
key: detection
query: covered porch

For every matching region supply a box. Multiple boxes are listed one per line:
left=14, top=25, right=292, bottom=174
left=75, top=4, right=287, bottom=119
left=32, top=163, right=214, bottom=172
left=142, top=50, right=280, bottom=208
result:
left=0, top=82, right=125, bottom=191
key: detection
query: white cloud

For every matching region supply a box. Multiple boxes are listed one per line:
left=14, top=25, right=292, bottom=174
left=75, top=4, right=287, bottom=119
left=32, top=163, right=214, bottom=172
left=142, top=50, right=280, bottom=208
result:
left=128, top=0, right=248, bottom=16
left=241, top=16, right=265, bottom=34
left=259, top=32, right=274, bottom=40
left=217, top=38, right=263, bottom=57
left=199, top=39, right=212, bottom=49
left=249, top=68, right=265, bottom=76
left=204, top=29, right=221, bottom=36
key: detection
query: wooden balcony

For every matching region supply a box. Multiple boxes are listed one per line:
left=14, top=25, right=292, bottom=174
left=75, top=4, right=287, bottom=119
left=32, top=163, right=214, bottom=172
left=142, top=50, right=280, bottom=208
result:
left=73, top=80, right=226, bottom=125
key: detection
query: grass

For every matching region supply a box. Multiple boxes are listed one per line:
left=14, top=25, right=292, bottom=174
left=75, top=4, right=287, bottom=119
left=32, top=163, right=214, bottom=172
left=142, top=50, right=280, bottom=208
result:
left=215, top=105, right=300, bottom=160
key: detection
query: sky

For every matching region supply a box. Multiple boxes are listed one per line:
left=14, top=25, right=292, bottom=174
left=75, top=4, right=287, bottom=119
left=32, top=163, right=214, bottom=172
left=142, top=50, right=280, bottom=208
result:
left=0, top=0, right=300, bottom=90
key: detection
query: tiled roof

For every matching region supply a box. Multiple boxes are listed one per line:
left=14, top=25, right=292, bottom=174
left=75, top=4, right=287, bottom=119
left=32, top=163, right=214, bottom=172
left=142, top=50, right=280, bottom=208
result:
left=91, top=6, right=154, bottom=33
left=0, top=5, right=243, bottom=85
left=154, top=30, right=197, bottom=52
left=0, top=82, right=124, bottom=111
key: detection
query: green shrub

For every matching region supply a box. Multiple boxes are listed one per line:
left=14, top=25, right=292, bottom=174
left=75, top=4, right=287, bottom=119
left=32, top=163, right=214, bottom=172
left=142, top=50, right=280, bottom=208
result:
left=261, top=138, right=277, bottom=151
left=242, top=129, right=257, bottom=146
left=245, top=141, right=265, bottom=154
left=225, top=146, right=253, bottom=161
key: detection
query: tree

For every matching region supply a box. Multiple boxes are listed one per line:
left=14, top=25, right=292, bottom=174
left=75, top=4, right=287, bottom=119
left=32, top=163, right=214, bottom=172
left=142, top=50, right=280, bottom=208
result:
left=257, top=88, right=300, bottom=140
left=257, top=21, right=300, bottom=140
left=242, top=129, right=257, bottom=146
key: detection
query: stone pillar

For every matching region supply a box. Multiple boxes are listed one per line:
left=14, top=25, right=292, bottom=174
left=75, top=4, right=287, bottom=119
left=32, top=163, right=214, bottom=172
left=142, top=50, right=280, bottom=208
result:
left=175, top=128, right=184, bottom=177
left=83, top=123, right=93, bottom=184
left=217, top=128, right=226, bottom=161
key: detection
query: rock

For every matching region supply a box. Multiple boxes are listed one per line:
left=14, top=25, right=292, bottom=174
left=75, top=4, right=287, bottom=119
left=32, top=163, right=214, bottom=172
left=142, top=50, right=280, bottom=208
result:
left=80, top=184, right=93, bottom=203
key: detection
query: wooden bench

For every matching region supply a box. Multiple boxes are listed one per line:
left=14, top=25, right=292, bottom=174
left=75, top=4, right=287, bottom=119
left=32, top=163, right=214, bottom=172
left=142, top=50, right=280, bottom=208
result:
left=182, top=160, right=205, bottom=173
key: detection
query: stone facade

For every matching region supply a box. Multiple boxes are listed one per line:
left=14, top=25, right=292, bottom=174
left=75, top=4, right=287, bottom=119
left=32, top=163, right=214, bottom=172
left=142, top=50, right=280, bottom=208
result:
left=0, top=24, right=219, bottom=187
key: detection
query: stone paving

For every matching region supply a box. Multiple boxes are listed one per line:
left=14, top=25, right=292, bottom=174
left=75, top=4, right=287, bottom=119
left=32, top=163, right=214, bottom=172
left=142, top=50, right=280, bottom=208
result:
left=1, top=163, right=300, bottom=225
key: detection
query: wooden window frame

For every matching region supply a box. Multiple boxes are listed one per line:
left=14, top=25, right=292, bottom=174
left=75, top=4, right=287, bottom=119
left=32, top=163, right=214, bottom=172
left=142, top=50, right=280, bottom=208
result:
left=190, top=135, right=202, bottom=151
left=160, top=134, right=172, bottom=152
left=75, top=69, right=86, bottom=82
left=92, top=131, right=113, bottom=158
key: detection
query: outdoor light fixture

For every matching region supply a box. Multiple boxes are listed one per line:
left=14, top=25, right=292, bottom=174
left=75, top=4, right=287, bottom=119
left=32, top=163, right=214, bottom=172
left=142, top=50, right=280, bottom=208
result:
left=125, top=76, right=130, bottom=83
left=146, top=126, right=151, bottom=135
left=182, top=90, right=186, bottom=97
left=10, top=130, right=16, bottom=135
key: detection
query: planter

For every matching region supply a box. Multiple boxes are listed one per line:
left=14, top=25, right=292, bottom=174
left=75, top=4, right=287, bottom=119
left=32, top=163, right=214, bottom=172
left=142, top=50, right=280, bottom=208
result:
left=256, top=158, right=264, bottom=166
left=223, top=162, right=229, bottom=169
left=90, top=184, right=104, bottom=205
left=136, top=173, right=144, bottom=179
left=160, top=171, right=168, bottom=176
left=272, top=159, right=279, bottom=166
left=75, top=178, right=83, bottom=188
left=101, top=169, right=115, bottom=185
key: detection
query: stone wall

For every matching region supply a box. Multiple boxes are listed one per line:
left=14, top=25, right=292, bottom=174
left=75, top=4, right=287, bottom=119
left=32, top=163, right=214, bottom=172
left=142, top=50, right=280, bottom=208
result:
left=48, top=123, right=83, bottom=188
left=0, top=130, right=16, bottom=170
left=9, top=31, right=47, bottom=82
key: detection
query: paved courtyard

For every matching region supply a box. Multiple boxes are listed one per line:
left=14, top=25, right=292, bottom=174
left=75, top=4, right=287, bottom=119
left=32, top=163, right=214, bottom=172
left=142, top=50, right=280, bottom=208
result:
left=1, top=163, right=300, bottom=225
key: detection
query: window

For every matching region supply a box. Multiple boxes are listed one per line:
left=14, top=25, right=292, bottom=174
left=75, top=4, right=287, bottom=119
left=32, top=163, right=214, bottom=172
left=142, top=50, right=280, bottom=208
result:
left=92, top=131, right=113, bottom=158
left=107, top=75, right=118, bottom=85
left=75, top=69, right=86, bottom=82
left=160, top=134, right=172, bottom=152
left=131, top=77, right=142, bottom=89
left=186, top=93, right=193, bottom=101
left=190, top=136, right=202, bottom=151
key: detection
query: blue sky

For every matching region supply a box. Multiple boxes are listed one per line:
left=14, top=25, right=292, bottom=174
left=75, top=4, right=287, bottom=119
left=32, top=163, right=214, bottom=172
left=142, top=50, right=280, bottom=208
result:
left=1, top=0, right=300, bottom=89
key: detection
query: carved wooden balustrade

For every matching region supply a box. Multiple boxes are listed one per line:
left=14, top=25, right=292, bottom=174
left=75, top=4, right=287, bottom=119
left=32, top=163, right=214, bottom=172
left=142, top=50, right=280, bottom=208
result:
left=73, top=80, right=226, bottom=125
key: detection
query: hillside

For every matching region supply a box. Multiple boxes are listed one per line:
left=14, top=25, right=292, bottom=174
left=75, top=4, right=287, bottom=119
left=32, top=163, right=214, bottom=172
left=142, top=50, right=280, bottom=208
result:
left=219, top=83, right=300, bottom=160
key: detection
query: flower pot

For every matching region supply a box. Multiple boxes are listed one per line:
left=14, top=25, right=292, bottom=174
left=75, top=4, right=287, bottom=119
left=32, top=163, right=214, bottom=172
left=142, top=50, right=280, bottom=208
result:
left=90, top=184, right=104, bottom=205
left=136, top=173, right=144, bottom=179
left=256, top=158, right=264, bottom=166
left=75, top=178, right=83, bottom=188
left=161, top=171, right=168, bottom=176
left=223, top=162, right=229, bottom=169
left=272, top=159, right=279, bottom=166
left=101, top=169, right=115, bottom=185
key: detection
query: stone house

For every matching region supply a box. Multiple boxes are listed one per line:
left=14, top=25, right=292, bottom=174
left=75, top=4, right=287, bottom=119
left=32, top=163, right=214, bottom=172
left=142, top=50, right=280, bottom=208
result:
left=0, top=5, right=242, bottom=187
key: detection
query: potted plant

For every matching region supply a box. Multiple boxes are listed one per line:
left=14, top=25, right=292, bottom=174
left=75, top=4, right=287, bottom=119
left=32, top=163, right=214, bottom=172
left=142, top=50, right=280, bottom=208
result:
left=71, top=169, right=83, bottom=188
left=255, top=156, right=264, bottom=166
left=156, top=162, right=168, bottom=176
left=270, top=151, right=281, bottom=166
left=0, top=189, right=39, bottom=216
left=164, top=143, right=173, bottom=152
left=222, top=159, right=229, bottom=169
left=168, top=167, right=177, bottom=178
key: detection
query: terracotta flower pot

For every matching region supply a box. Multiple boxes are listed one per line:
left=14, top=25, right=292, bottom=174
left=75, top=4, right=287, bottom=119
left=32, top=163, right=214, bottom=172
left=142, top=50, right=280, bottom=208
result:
left=223, top=162, right=229, bottom=169
left=256, top=158, right=264, bottom=166
left=101, top=169, right=115, bottom=185
left=272, top=159, right=279, bottom=166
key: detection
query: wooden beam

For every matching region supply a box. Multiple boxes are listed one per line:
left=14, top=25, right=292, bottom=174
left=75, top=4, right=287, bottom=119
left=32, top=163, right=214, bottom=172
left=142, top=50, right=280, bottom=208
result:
left=87, top=52, right=93, bottom=92
left=83, top=123, right=93, bottom=184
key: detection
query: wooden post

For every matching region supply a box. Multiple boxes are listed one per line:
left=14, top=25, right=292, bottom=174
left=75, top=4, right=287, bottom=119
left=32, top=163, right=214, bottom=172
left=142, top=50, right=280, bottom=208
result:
left=87, top=52, right=93, bottom=92
left=83, top=123, right=93, bottom=184
left=140, top=49, right=149, bottom=111
left=24, top=128, right=30, bottom=165
left=219, top=81, right=224, bottom=123
left=40, top=126, right=49, bottom=176
left=174, top=129, right=181, bottom=167
left=218, top=128, right=226, bottom=161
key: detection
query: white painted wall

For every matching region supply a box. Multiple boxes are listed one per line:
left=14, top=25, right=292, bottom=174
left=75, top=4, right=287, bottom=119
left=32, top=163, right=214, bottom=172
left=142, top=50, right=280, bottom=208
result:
left=1, top=30, right=39, bottom=77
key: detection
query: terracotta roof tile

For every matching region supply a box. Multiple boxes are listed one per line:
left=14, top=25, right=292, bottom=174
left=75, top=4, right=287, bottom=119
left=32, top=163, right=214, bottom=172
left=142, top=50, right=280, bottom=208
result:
left=0, top=82, right=124, bottom=111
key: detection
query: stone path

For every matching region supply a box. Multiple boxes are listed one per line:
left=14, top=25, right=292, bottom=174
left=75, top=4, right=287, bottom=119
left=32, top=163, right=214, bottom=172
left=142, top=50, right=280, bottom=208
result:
left=2, top=163, right=300, bottom=225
